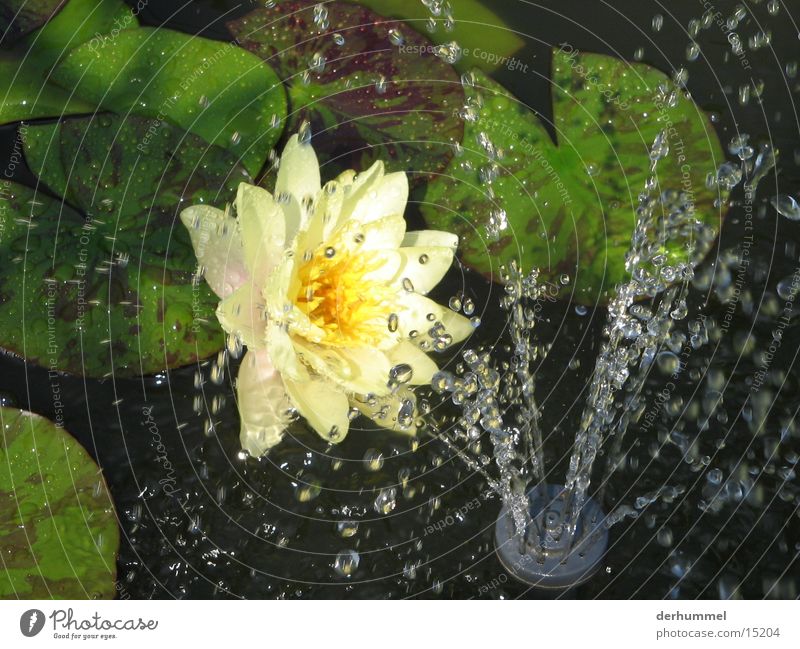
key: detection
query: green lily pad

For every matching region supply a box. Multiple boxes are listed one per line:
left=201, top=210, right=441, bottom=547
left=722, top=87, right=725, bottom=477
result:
left=0, top=54, right=94, bottom=125
left=228, top=0, right=464, bottom=181
left=0, top=113, right=247, bottom=377
left=52, top=26, right=287, bottom=175
left=349, top=0, right=525, bottom=73
left=0, top=0, right=135, bottom=126
left=0, top=406, right=118, bottom=599
left=0, top=0, right=64, bottom=43
left=19, top=0, right=138, bottom=69
left=20, top=121, right=69, bottom=197
left=422, top=49, right=728, bottom=303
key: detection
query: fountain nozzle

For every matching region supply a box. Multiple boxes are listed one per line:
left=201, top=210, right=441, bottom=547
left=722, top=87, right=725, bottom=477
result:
left=495, top=484, right=609, bottom=589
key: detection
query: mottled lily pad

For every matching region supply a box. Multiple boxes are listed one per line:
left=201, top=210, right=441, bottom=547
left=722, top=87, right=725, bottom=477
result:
left=0, top=0, right=135, bottom=125
left=19, top=121, right=69, bottom=197
left=228, top=0, right=464, bottom=181
left=0, top=406, right=118, bottom=599
left=0, top=114, right=249, bottom=377
left=350, top=0, right=525, bottom=73
left=422, top=49, right=728, bottom=303
left=0, top=0, right=64, bottom=43
left=51, top=26, right=287, bottom=175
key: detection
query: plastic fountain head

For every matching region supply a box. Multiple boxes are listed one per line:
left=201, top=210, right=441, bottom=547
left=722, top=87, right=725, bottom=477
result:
left=495, top=484, right=609, bottom=590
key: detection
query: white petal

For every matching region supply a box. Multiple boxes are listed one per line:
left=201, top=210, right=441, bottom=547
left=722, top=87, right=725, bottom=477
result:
left=236, top=350, right=292, bottom=457
left=292, top=185, right=346, bottom=259
left=392, top=245, right=455, bottom=295
left=358, top=214, right=407, bottom=250
left=345, top=160, right=384, bottom=197
left=235, top=183, right=285, bottom=277
left=402, top=230, right=459, bottom=251
left=387, top=341, right=439, bottom=386
left=339, top=160, right=384, bottom=221
left=262, top=252, right=296, bottom=319
left=266, top=321, right=309, bottom=382
left=281, top=192, right=310, bottom=245
left=347, top=170, right=408, bottom=224
left=352, top=387, right=418, bottom=435
left=327, top=214, right=407, bottom=255
left=216, top=282, right=266, bottom=349
left=395, top=292, right=446, bottom=337
left=180, top=205, right=248, bottom=299
left=440, top=309, right=475, bottom=345
left=293, top=340, right=394, bottom=396
left=284, top=376, right=350, bottom=442
left=276, top=134, right=321, bottom=203
left=396, top=293, right=474, bottom=347
left=336, top=348, right=393, bottom=396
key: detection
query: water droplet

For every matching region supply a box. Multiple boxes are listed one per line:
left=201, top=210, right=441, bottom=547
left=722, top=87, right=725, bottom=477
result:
left=363, top=449, right=384, bottom=471
left=738, top=84, right=750, bottom=106
left=770, top=194, right=800, bottom=221
left=337, top=521, right=359, bottom=538
left=312, top=3, right=329, bottom=28
left=310, top=52, right=326, bottom=74
left=436, top=41, right=462, bottom=64
left=657, top=351, right=680, bottom=374
left=389, top=363, right=414, bottom=385
left=776, top=274, right=799, bottom=300
left=716, top=162, right=742, bottom=191
left=298, top=120, right=312, bottom=145
left=296, top=478, right=322, bottom=502
left=333, top=549, right=360, bottom=577
left=388, top=28, right=405, bottom=46
left=397, top=399, right=415, bottom=428
left=651, top=14, right=663, bottom=32
left=373, top=487, right=397, bottom=515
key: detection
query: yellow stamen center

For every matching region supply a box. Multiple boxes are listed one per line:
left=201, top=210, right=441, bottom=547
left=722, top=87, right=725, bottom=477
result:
left=295, top=246, right=395, bottom=347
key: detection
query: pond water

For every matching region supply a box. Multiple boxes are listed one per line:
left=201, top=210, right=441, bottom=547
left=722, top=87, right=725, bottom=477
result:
left=1, top=0, right=799, bottom=599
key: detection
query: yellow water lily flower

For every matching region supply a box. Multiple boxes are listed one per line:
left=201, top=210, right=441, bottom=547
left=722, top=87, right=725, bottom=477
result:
left=181, top=134, right=473, bottom=456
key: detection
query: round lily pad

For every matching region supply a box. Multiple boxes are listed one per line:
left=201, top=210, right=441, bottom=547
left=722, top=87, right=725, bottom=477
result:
left=51, top=26, right=287, bottom=175
left=0, top=0, right=64, bottom=43
left=0, top=113, right=248, bottom=377
left=19, top=0, right=138, bottom=68
left=0, top=55, right=94, bottom=125
left=19, top=121, right=69, bottom=197
left=0, top=0, right=136, bottom=126
left=349, top=0, right=525, bottom=73
left=422, top=49, right=728, bottom=303
left=228, top=0, right=464, bottom=181
left=0, top=406, right=119, bottom=599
